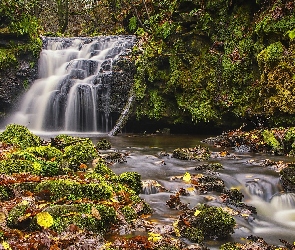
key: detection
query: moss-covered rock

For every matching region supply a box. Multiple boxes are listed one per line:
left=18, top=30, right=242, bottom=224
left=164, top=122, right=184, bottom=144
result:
left=0, top=124, right=41, bottom=149
left=172, top=146, right=211, bottom=161
left=96, top=138, right=112, bottom=150
left=118, top=172, right=142, bottom=195
left=175, top=204, right=235, bottom=242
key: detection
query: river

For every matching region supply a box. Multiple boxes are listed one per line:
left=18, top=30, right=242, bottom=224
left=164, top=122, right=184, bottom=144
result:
left=39, top=132, right=295, bottom=249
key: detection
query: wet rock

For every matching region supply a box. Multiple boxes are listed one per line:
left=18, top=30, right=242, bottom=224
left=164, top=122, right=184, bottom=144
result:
left=280, top=163, right=295, bottom=192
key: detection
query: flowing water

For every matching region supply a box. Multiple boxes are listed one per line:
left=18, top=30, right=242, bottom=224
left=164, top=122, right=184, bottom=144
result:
left=35, top=133, right=295, bottom=248
left=90, top=134, right=295, bottom=249
left=5, top=36, right=135, bottom=132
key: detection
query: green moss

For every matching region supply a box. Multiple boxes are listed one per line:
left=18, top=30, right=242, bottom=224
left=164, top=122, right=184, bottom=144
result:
left=93, top=159, right=115, bottom=176
left=0, top=124, right=41, bottom=149
left=0, top=186, right=14, bottom=201
left=176, top=204, right=235, bottom=241
left=118, top=172, right=142, bottom=195
left=181, top=227, right=204, bottom=243
left=38, top=203, right=117, bottom=233
left=0, top=158, right=37, bottom=175
left=220, top=242, right=242, bottom=250
left=257, top=42, right=284, bottom=69
left=121, top=205, right=137, bottom=222
left=1, top=147, right=65, bottom=176
left=26, top=146, right=63, bottom=162
left=62, top=139, right=98, bottom=171
left=261, top=129, right=282, bottom=153
left=280, top=164, right=295, bottom=192
left=96, top=139, right=112, bottom=150
left=7, top=200, right=31, bottom=228
left=35, top=179, right=113, bottom=201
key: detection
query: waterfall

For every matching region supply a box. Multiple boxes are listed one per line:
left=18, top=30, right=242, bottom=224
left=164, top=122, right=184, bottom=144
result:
left=7, top=36, right=135, bottom=133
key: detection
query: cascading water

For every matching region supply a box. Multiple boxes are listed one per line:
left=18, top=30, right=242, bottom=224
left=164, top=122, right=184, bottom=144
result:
left=7, top=36, right=135, bottom=133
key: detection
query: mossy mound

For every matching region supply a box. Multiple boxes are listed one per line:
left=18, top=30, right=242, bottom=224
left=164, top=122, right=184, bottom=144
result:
left=172, top=146, right=211, bottom=161
left=174, top=204, right=236, bottom=243
left=96, top=138, right=112, bottom=150
left=0, top=124, right=41, bottom=149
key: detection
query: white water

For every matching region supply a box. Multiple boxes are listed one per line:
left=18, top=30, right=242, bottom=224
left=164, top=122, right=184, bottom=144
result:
left=7, top=36, right=135, bottom=133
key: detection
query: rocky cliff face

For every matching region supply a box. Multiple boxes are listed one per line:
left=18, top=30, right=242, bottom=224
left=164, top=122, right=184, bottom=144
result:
left=0, top=34, right=39, bottom=120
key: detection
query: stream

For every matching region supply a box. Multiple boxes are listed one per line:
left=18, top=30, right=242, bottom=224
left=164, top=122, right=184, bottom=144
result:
left=40, top=132, right=295, bottom=249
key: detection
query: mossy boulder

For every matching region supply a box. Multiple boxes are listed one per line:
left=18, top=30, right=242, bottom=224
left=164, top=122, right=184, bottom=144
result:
left=175, top=204, right=235, bottom=243
left=0, top=124, right=41, bottom=149
left=172, top=146, right=211, bottom=161
left=0, top=146, right=65, bottom=176
left=96, top=138, right=112, bottom=150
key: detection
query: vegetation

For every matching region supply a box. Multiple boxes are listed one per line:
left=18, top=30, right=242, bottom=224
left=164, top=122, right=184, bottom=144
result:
left=0, top=124, right=152, bottom=245
left=203, top=126, right=295, bottom=156
left=174, top=204, right=236, bottom=243
left=0, top=1, right=295, bottom=127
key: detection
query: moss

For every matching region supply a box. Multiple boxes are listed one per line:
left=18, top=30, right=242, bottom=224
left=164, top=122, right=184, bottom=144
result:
left=181, top=227, right=204, bottom=243
left=26, top=146, right=63, bottom=162
left=35, top=179, right=113, bottom=201
left=0, top=158, right=37, bottom=175
left=0, top=148, right=65, bottom=176
left=176, top=204, right=235, bottom=241
left=261, top=129, right=282, bottom=153
left=0, top=185, right=14, bottom=201
left=284, top=127, right=295, bottom=155
left=280, top=164, right=295, bottom=192
left=33, top=203, right=117, bottom=233
left=257, top=42, right=284, bottom=69
left=118, top=172, right=142, bottom=195
left=0, top=124, right=41, bottom=149
left=96, top=139, right=112, bottom=150
left=172, top=146, right=211, bottom=161
left=220, top=242, right=242, bottom=250
left=7, top=200, right=31, bottom=229
left=93, top=159, right=115, bottom=176
left=121, top=205, right=137, bottom=222
left=51, top=134, right=91, bottom=150
left=62, top=139, right=98, bottom=171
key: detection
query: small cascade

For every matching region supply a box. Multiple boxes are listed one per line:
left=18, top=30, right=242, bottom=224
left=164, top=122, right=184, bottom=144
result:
left=270, top=192, right=295, bottom=210
left=7, top=36, right=135, bottom=133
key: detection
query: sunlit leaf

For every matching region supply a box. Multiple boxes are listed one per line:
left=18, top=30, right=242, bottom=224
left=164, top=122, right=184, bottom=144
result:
left=173, top=220, right=180, bottom=237
left=183, top=172, right=191, bottom=182
left=36, top=211, right=53, bottom=228
left=194, top=209, right=201, bottom=216
left=148, top=232, right=162, bottom=242
left=1, top=241, right=12, bottom=250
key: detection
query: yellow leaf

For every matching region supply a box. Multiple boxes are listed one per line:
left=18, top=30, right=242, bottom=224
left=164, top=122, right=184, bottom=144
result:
left=1, top=242, right=12, bottom=250
left=36, top=212, right=54, bottom=228
left=183, top=172, right=191, bottom=182
left=173, top=220, right=180, bottom=237
left=148, top=232, right=162, bottom=242
left=194, top=210, right=201, bottom=216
